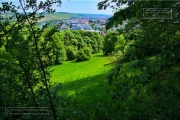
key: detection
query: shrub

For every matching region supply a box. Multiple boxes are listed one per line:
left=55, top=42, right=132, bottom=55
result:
left=76, top=47, right=92, bottom=61
left=66, top=46, right=78, bottom=60
left=54, top=46, right=67, bottom=64
left=103, top=32, right=119, bottom=55
left=115, top=34, right=126, bottom=52
left=51, top=32, right=67, bottom=64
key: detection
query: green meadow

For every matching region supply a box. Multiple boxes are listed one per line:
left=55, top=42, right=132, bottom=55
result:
left=50, top=52, right=115, bottom=113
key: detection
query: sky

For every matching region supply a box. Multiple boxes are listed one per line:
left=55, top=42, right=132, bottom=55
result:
left=1, top=0, right=114, bottom=15
left=58, top=0, right=114, bottom=15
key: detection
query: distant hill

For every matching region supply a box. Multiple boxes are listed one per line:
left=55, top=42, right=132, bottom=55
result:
left=38, top=12, right=81, bottom=22
left=39, top=12, right=111, bottom=22
left=0, top=12, right=78, bottom=22
left=0, top=12, right=111, bottom=23
left=77, top=13, right=112, bottom=17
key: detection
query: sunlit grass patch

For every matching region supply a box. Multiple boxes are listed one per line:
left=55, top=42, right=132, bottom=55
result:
left=50, top=52, right=113, bottom=83
left=50, top=52, right=114, bottom=112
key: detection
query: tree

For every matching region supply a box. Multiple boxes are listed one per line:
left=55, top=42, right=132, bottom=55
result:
left=51, top=31, right=67, bottom=64
left=63, top=30, right=103, bottom=61
left=66, top=45, right=78, bottom=60
left=0, top=1, right=62, bottom=119
left=64, top=30, right=74, bottom=46
left=98, top=0, right=180, bottom=119
left=103, top=31, right=119, bottom=55
left=76, top=47, right=92, bottom=62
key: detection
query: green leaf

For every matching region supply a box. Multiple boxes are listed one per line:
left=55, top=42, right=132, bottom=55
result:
left=9, top=49, right=19, bottom=57
left=0, top=52, right=13, bottom=61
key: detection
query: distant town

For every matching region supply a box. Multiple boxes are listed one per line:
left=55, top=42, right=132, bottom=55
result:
left=38, top=12, right=121, bottom=34
left=0, top=12, right=126, bottom=34
left=57, top=16, right=107, bottom=34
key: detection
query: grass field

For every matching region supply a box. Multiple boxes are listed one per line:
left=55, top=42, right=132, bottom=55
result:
left=50, top=52, right=115, bottom=114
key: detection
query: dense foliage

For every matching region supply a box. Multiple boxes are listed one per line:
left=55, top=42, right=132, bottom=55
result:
left=99, top=0, right=180, bottom=119
left=0, top=1, right=104, bottom=119
left=63, top=30, right=103, bottom=61
left=0, top=0, right=179, bottom=119
left=103, top=31, right=119, bottom=55
left=0, top=0, right=63, bottom=119
left=38, top=28, right=103, bottom=63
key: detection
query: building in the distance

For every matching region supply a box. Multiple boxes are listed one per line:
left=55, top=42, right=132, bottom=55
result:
left=70, top=22, right=78, bottom=28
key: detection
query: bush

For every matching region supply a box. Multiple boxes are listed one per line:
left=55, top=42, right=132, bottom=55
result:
left=51, top=32, right=67, bottom=64
left=76, top=47, right=92, bottom=61
left=114, top=34, right=126, bottom=52
left=103, top=32, right=119, bottom=55
left=55, top=46, right=67, bottom=64
left=66, top=46, right=78, bottom=60
left=122, top=40, right=136, bottom=61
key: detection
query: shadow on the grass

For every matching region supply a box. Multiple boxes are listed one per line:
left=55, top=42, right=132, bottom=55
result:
left=58, top=71, right=113, bottom=112
left=93, top=54, right=105, bottom=57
